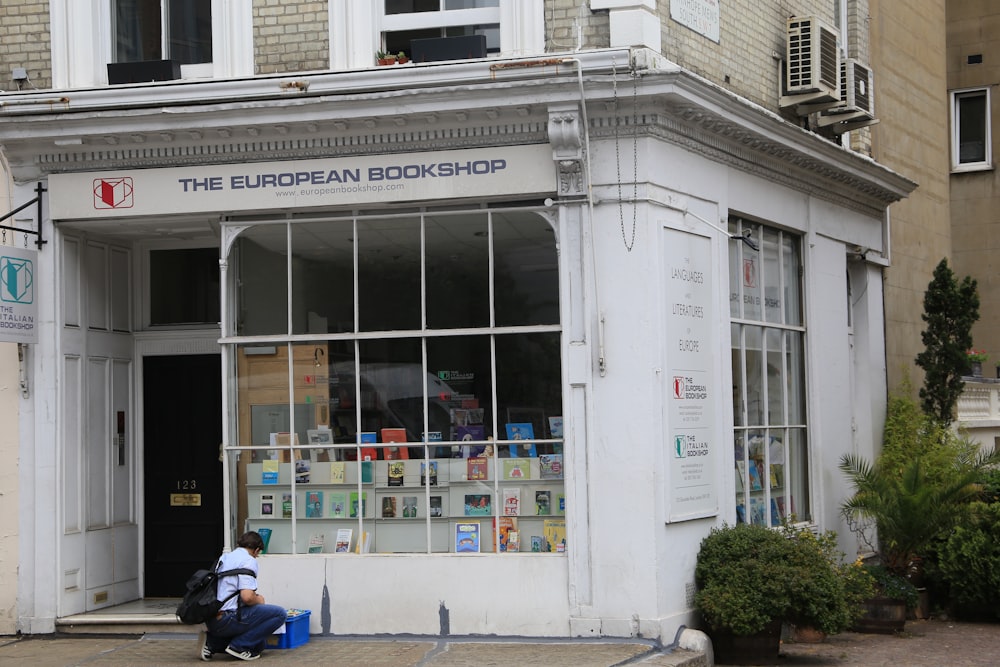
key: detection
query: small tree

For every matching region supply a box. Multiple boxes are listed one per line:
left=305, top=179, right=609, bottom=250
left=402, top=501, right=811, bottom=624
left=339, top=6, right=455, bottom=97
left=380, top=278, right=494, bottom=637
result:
left=914, top=258, right=979, bottom=423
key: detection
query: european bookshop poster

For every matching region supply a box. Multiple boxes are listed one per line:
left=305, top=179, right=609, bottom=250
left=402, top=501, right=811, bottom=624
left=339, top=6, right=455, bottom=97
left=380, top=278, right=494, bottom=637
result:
left=664, top=226, right=718, bottom=521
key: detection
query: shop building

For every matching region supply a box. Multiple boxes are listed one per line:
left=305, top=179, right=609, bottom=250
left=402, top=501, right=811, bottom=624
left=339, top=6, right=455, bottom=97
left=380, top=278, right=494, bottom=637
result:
left=0, top=2, right=914, bottom=638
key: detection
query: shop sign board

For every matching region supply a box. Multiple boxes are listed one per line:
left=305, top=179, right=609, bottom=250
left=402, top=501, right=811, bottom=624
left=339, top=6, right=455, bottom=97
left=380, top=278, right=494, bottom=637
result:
left=670, top=0, right=720, bottom=43
left=664, top=227, right=717, bottom=521
left=48, top=145, right=556, bottom=220
left=0, top=245, right=38, bottom=344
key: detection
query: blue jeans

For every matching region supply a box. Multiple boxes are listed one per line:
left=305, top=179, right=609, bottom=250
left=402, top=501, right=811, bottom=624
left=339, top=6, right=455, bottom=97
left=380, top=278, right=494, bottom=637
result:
left=205, top=603, right=287, bottom=655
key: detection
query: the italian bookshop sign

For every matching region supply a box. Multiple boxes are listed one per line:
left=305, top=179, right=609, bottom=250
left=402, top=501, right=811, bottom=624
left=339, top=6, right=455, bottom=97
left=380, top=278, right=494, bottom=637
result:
left=664, top=228, right=717, bottom=521
left=0, top=245, right=37, bottom=343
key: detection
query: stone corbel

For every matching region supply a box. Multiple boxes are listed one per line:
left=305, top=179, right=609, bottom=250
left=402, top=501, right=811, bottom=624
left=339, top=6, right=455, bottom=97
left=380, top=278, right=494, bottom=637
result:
left=549, top=104, right=584, bottom=196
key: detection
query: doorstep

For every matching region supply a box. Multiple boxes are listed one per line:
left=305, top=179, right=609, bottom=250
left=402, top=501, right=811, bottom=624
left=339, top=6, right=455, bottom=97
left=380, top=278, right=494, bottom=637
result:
left=56, top=598, right=191, bottom=635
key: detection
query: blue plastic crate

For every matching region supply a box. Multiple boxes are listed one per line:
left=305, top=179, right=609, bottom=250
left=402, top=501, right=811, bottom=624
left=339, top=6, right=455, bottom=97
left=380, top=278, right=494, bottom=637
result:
left=266, top=609, right=310, bottom=649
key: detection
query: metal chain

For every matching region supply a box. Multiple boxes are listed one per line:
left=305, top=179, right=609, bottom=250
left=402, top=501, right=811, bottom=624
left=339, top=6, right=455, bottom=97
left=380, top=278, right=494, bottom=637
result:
left=613, top=60, right=638, bottom=252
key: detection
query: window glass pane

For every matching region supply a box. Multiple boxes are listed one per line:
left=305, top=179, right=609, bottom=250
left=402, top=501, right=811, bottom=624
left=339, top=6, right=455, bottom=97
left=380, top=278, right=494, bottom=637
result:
left=426, top=214, right=490, bottom=329
left=234, top=225, right=289, bottom=336
left=167, top=0, right=212, bottom=64
left=358, top=217, right=421, bottom=331
left=149, top=248, right=219, bottom=325
left=786, top=331, right=806, bottom=424
left=290, top=220, right=356, bottom=335
left=445, top=0, right=499, bottom=8
left=731, top=324, right=744, bottom=427
left=728, top=220, right=741, bottom=318
left=744, top=327, right=764, bottom=426
left=494, top=212, right=559, bottom=326
left=782, top=234, right=802, bottom=325
left=762, top=227, right=782, bottom=324
left=786, top=428, right=809, bottom=521
left=765, top=328, right=784, bottom=425
left=386, top=0, right=441, bottom=14
left=740, top=237, right=762, bottom=322
left=495, top=332, right=562, bottom=455
left=958, top=92, right=987, bottom=164
left=445, top=24, right=500, bottom=52
left=115, top=0, right=161, bottom=62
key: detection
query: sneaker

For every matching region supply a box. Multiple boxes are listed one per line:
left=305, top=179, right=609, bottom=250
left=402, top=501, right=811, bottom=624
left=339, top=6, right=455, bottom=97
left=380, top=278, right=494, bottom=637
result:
left=225, top=646, right=261, bottom=661
left=197, top=630, right=212, bottom=661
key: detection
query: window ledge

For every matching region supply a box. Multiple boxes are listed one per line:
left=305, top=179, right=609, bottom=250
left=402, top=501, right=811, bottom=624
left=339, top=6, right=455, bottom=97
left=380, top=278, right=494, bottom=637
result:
left=951, top=163, right=994, bottom=174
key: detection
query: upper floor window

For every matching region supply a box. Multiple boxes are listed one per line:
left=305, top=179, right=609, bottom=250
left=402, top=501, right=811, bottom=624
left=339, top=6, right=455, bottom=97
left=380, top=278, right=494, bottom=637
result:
left=382, top=1, right=500, bottom=58
left=951, top=88, right=993, bottom=172
left=114, top=0, right=212, bottom=65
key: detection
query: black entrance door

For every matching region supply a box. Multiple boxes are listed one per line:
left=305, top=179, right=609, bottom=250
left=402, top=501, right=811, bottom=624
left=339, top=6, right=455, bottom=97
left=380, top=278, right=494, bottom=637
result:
left=143, top=354, right=223, bottom=597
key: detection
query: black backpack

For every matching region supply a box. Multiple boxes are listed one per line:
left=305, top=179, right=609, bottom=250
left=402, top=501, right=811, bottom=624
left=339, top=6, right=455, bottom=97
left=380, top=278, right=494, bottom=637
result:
left=176, top=562, right=256, bottom=624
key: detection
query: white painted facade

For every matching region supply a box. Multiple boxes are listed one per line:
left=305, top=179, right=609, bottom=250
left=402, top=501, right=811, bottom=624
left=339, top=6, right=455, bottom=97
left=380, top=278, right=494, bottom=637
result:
left=0, top=10, right=911, bottom=637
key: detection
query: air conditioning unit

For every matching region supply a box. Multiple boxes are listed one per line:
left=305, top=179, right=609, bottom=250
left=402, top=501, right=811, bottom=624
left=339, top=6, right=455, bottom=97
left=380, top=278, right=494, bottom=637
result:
left=785, top=16, right=840, bottom=103
left=826, top=59, right=874, bottom=116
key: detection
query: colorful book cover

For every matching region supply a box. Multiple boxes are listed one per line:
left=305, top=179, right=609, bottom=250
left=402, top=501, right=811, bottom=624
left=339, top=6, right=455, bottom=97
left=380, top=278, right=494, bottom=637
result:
left=381, top=495, right=397, bottom=518
left=361, top=460, right=373, bottom=484
left=402, top=496, right=418, bottom=518
left=330, top=461, right=346, bottom=484
left=429, top=495, right=443, bottom=517
left=544, top=518, right=567, bottom=553
left=548, top=415, right=563, bottom=438
left=295, top=457, right=311, bottom=484
left=457, top=425, right=487, bottom=456
left=258, top=527, right=272, bottom=554
left=748, top=460, right=763, bottom=491
left=498, top=516, right=518, bottom=552
left=530, top=535, right=543, bottom=552
left=505, top=422, right=537, bottom=457
left=539, top=454, right=563, bottom=479
left=736, top=503, right=747, bottom=524
left=770, top=463, right=784, bottom=489
left=329, top=491, right=347, bottom=518
left=455, top=522, right=481, bottom=553
left=282, top=492, right=293, bottom=519
left=305, top=490, right=323, bottom=518
left=308, top=533, right=324, bottom=553
left=503, top=458, right=530, bottom=480
left=350, top=491, right=367, bottom=518
left=770, top=497, right=782, bottom=526
left=535, top=490, right=551, bottom=516
left=260, top=493, right=274, bottom=517
left=467, top=456, right=488, bottom=481
left=750, top=497, right=766, bottom=524
left=334, top=528, right=352, bottom=553
left=502, top=487, right=521, bottom=516
left=735, top=465, right=745, bottom=493
left=387, top=461, right=405, bottom=486
left=262, top=459, right=279, bottom=485
left=507, top=530, right=520, bottom=553
left=420, top=460, right=438, bottom=486
left=360, top=432, right=377, bottom=462
left=556, top=493, right=565, bottom=515
left=381, top=427, right=409, bottom=460
left=464, top=493, right=492, bottom=516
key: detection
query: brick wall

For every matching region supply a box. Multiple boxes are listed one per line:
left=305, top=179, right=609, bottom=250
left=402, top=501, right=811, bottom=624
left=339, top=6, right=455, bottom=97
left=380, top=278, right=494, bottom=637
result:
left=254, top=0, right=330, bottom=75
left=545, top=1, right=611, bottom=52
left=0, top=0, right=51, bottom=91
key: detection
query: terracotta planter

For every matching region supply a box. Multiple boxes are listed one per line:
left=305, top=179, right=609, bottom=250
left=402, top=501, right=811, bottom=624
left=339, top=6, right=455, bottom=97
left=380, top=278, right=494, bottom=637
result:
left=710, top=621, right=782, bottom=665
left=853, top=596, right=907, bottom=634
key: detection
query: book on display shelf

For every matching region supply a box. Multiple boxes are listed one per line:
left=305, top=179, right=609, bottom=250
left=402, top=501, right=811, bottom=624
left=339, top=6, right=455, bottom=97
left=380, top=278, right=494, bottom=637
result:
left=429, top=495, right=443, bottom=517
left=305, top=491, right=323, bottom=518
left=262, top=459, right=279, bottom=484
left=308, top=533, right=325, bottom=554
left=350, top=491, right=368, bottom=518
left=498, top=516, right=518, bottom=553
left=503, top=458, right=530, bottom=480
left=747, top=460, right=763, bottom=491
left=505, top=423, right=537, bottom=457
left=502, top=488, right=521, bottom=516
left=282, top=493, right=293, bottom=519
left=334, top=528, right=353, bottom=553
left=543, top=519, right=567, bottom=553
left=260, top=494, right=274, bottom=517
left=381, top=427, right=409, bottom=460
left=360, top=432, right=377, bottom=463
left=530, top=535, right=543, bottom=552
left=464, top=493, right=492, bottom=516
left=455, top=522, right=481, bottom=553
left=548, top=416, right=563, bottom=438
left=556, top=493, right=565, bottom=515
left=535, top=490, right=551, bottom=516
left=539, top=454, right=563, bottom=480
left=330, top=461, right=346, bottom=484
left=387, top=461, right=405, bottom=486
left=258, top=528, right=272, bottom=553
left=467, top=456, right=488, bottom=481
left=420, top=460, right=438, bottom=486
left=295, top=457, right=311, bottom=484
left=330, top=492, right=347, bottom=518
left=402, top=496, right=418, bottom=518
left=382, top=495, right=397, bottom=518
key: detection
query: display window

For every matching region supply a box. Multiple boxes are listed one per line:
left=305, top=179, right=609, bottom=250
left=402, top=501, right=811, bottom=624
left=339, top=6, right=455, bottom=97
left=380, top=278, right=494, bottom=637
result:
left=223, top=207, right=565, bottom=554
left=729, top=218, right=809, bottom=526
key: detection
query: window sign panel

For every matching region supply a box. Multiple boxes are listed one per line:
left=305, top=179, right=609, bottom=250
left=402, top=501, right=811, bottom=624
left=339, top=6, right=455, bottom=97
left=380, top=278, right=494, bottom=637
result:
left=664, top=228, right=717, bottom=521
left=670, top=0, right=721, bottom=43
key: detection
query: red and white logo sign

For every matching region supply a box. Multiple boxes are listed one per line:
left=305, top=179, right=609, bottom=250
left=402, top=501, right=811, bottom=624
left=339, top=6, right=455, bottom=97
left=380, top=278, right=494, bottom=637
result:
left=672, top=376, right=685, bottom=399
left=743, top=257, right=757, bottom=288
left=93, top=177, right=134, bottom=209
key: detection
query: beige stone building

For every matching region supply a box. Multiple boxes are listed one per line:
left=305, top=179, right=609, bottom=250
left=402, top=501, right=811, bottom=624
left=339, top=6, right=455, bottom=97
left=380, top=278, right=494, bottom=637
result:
left=0, top=0, right=954, bottom=642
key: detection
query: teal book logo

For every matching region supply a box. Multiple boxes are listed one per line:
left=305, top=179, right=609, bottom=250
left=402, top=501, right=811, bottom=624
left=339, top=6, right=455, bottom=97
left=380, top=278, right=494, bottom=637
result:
left=1, top=255, right=33, bottom=304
